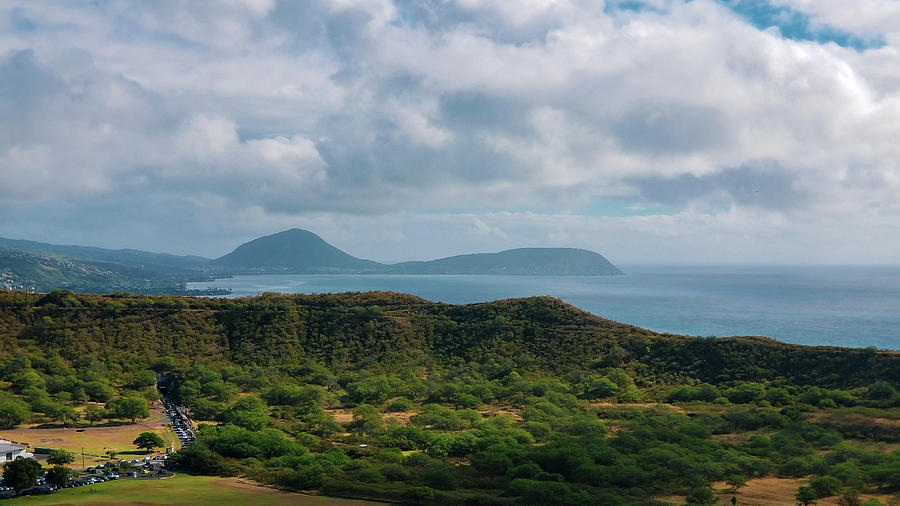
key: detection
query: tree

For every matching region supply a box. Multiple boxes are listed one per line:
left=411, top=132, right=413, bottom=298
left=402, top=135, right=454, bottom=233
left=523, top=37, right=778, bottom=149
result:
left=84, top=404, right=106, bottom=427
left=2, top=457, right=43, bottom=490
left=867, top=381, right=896, bottom=401
left=57, top=406, right=81, bottom=427
left=111, top=396, right=150, bottom=424
left=46, top=448, right=76, bottom=466
left=809, top=475, right=842, bottom=498
left=349, top=404, right=383, bottom=434
left=221, top=396, right=269, bottom=431
left=727, top=474, right=747, bottom=493
left=0, top=399, right=30, bottom=429
left=133, top=431, right=165, bottom=453
left=403, top=486, right=436, bottom=504
left=837, top=490, right=861, bottom=506
left=105, top=449, right=118, bottom=460
left=130, top=370, right=158, bottom=390
left=685, top=486, right=718, bottom=504
left=45, top=465, right=71, bottom=487
left=795, top=486, right=818, bottom=506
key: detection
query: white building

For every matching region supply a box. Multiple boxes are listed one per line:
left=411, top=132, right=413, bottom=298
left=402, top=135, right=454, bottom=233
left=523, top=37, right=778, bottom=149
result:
left=0, top=442, right=32, bottom=462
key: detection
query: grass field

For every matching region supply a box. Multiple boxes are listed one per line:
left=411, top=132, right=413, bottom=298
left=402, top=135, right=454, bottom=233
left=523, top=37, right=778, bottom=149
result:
left=0, top=404, right=178, bottom=463
left=10, top=474, right=387, bottom=505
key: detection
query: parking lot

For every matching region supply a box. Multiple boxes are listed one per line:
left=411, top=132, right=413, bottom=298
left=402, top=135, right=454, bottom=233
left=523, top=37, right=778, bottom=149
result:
left=162, top=396, right=196, bottom=448
left=0, top=396, right=195, bottom=499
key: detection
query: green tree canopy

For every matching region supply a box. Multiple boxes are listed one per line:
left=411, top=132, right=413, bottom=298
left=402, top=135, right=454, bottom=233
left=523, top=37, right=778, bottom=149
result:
left=795, top=485, right=818, bottom=505
left=45, top=465, right=71, bottom=487
left=84, top=404, right=106, bottom=426
left=221, top=396, right=269, bottom=431
left=46, top=448, right=76, bottom=466
left=2, top=458, right=43, bottom=490
left=110, top=396, right=150, bottom=423
left=0, top=399, right=30, bottom=429
left=133, top=431, right=166, bottom=453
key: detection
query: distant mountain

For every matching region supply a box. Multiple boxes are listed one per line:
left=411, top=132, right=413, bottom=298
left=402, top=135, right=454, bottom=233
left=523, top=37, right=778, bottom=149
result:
left=212, top=229, right=383, bottom=273
left=0, top=237, right=209, bottom=274
left=0, top=247, right=132, bottom=292
left=385, top=248, right=623, bottom=275
left=0, top=229, right=623, bottom=292
left=0, top=238, right=221, bottom=295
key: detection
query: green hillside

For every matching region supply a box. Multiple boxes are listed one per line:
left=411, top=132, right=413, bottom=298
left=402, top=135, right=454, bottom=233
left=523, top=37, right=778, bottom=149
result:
left=0, top=237, right=209, bottom=273
left=1, top=290, right=894, bottom=386
left=0, top=247, right=223, bottom=295
left=1, top=291, right=898, bottom=505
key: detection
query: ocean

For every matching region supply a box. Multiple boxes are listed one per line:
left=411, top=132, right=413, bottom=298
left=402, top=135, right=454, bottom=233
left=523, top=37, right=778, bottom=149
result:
left=187, top=265, right=900, bottom=350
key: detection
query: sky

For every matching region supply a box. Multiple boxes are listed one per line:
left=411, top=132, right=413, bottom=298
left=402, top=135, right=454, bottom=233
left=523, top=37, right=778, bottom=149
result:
left=2, top=0, right=900, bottom=265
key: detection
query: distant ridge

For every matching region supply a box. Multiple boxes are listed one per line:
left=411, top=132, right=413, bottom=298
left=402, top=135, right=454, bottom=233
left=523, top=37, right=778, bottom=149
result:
left=0, top=228, right=623, bottom=291
left=386, top=247, right=623, bottom=275
left=212, top=228, right=382, bottom=273
left=211, top=229, right=622, bottom=276
left=0, top=237, right=209, bottom=272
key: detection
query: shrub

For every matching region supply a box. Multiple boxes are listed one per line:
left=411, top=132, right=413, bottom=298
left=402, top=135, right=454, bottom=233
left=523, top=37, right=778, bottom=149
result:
left=810, top=475, right=842, bottom=497
left=685, top=486, right=717, bottom=504
left=386, top=397, right=413, bottom=412
left=421, top=465, right=459, bottom=490
left=380, top=464, right=411, bottom=482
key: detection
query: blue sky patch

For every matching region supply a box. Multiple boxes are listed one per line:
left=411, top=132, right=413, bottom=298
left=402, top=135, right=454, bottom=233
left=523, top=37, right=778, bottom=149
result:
left=718, top=0, right=884, bottom=50
left=9, top=7, right=37, bottom=33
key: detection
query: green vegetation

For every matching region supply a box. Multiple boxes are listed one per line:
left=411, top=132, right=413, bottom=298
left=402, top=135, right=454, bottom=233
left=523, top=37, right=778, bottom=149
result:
left=2, top=457, right=42, bottom=490
left=46, top=448, right=75, bottom=465
left=0, top=290, right=899, bottom=504
left=0, top=243, right=219, bottom=295
left=45, top=465, right=71, bottom=487
left=134, top=431, right=166, bottom=453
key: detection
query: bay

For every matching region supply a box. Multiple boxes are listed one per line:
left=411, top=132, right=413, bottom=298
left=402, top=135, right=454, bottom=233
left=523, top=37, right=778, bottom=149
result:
left=187, top=265, right=900, bottom=350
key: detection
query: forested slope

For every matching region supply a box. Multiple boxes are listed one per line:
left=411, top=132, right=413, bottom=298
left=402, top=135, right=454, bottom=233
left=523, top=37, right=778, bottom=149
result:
left=1, top=290, right=899, bottom=505
left=0, top=290, right=895, bottom=388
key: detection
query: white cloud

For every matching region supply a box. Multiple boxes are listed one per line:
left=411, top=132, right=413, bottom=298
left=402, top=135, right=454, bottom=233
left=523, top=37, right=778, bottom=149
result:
left=2, top=0, right=900, bottom=262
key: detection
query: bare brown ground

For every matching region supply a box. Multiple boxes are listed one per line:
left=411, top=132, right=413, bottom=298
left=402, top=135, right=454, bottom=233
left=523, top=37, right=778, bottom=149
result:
left=842, top=439, right=900, bottom=453
left=324, top=408, right=354, bottom=424
left=478, top=406, right=523, bottom=422
left=660, top=477, right=898, bottom=505
left=591, top=402, right=686, bottom=413
left=0, top=402, right=177, bottom=463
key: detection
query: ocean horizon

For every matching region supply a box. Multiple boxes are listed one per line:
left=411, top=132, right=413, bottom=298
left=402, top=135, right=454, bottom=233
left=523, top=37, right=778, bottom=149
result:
left=188, top=264, right=900, bottom=350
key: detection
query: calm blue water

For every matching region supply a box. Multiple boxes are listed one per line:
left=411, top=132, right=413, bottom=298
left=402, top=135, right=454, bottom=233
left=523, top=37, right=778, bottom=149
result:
left=187, top=265, right=900, bottom=349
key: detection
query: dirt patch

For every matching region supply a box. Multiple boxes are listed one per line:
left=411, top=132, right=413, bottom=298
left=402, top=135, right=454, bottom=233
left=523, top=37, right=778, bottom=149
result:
left=382, top=410, right=418, bottom=425
left=324, top=409, right=354, bottom=424
left=673, top=477, right=900, bottom=506
left=478, top=406, right=523, bottom=422
left=711, top=433, right=753, bottom=446
left=590, top=402, right=686, bottom=413
left=842, top=439, right=900, bottom=453
left=325, top=408, right=422, bottom=426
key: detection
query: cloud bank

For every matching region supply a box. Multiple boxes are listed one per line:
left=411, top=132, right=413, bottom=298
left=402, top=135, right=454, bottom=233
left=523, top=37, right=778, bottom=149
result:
left=2, top=0, right=900, bottom=263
